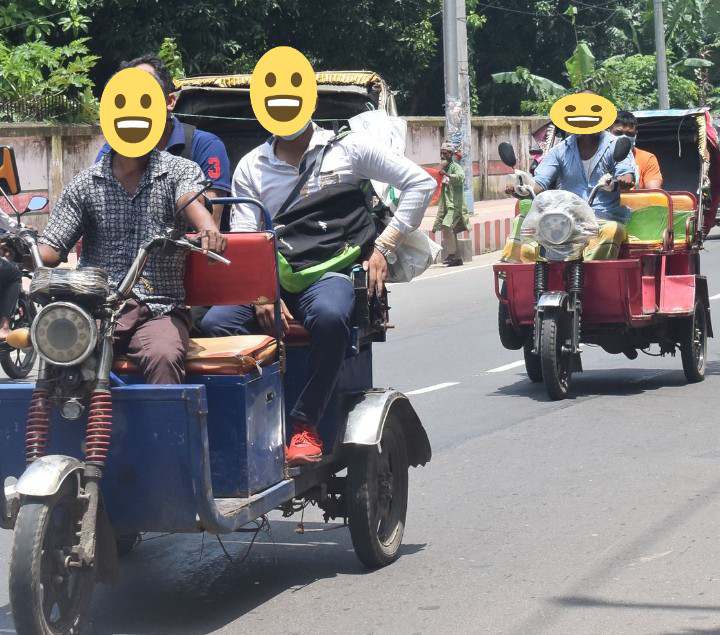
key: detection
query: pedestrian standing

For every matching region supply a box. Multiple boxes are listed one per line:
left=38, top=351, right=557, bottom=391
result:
left=433, top=140, right=469, bottom=266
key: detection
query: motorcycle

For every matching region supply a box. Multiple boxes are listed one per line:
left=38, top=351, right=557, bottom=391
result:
left=494, top=136, right=634, bottom=399
left=0, top=193, right=48, bottom=378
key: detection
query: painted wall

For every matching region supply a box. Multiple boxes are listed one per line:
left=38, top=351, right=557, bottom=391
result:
left=0, top=115, right=548, bottom=230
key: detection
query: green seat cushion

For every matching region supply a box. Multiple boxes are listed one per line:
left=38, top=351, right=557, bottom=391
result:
left=626, top=206, right=694, bottom=243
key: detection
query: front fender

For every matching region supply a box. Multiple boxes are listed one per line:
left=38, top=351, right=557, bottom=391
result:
left=537, top=291, right=569, bottom=312
left=16, top=455, right=83, bottom=498
left=343, top=389, right=431, bottom=467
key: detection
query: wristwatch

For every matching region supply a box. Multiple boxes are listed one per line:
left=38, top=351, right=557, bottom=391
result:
left=374, top=242, right=397, bottom=265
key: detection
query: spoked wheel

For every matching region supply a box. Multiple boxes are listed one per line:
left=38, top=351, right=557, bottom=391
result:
left=539, top=313, right=572, bottom=400
left=523, top=338, right=543, bottom=383
left=346, top=414, right=409, bottom=569
left=9, top=480, right=95, bottom=635
left=681, top=301, right=707, bottom=383
left=0, top=296, right=37, bottom=379
left=498, top=283, right=525, bottom=350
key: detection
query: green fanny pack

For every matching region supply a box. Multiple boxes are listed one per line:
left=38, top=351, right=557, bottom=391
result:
left=277, top=245, right=361, bottom=294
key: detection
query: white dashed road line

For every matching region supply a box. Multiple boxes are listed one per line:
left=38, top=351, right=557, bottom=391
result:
left=406, top=382, right=460, bottom=396
left=709, top=293, right=720, bottom=301
left=486, top=360, right=525, bottom=373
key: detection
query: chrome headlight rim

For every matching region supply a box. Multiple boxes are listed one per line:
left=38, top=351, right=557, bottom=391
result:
left=537, top=211, right=575, bottom=246
left=30, top=301, right=97, bottom=367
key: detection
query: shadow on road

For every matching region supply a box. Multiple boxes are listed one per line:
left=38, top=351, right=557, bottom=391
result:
left=552, top=595, right=720, bottom=635
left=491, top=366, right=692, bottom=403
left=0, top=520, right=425, bottom=634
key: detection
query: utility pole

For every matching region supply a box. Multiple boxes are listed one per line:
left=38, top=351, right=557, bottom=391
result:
left=442, top=0, right=474, bottom=213
left=653, top=0, right=670, bottom=109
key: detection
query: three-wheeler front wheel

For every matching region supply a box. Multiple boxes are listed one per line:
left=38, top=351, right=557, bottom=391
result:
left=347, top=413, right=409, bottom=569
left=539, top=313, right=572, bottom=400
left=681, top=301, right=707, bottom=383
left=9, top=481, right=95, bottom=635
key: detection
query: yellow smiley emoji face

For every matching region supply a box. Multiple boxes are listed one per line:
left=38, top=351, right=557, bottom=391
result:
left=549, top=93, right=617, bottom=135
left=250, top=47, right=317, bottom=137
left=99, top=68, right=167, bottom=157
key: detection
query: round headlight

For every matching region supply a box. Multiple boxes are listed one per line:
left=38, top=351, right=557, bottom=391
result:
left=31, top=302, right=97, bottom=366
left=537, top=211, right=574, bottom=246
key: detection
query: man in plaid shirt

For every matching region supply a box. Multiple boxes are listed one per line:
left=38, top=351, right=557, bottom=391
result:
left=38, top=144, right=225, bottom=383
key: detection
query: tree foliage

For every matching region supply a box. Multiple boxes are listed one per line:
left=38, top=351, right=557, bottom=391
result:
left=0, top=0, right=717, bottom=121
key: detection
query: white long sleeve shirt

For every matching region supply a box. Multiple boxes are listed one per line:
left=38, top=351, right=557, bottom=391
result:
left=229, top=123, right=436, bottom=235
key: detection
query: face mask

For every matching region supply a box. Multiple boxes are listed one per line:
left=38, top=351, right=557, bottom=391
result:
left=278, top=120, right=311, bottom=141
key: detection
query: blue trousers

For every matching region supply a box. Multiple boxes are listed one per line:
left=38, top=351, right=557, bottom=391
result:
left=201, top=275, right=355, bottom=425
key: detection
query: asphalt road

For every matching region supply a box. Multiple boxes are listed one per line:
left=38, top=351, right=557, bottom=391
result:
left=3, top=235, right=720, bottom=634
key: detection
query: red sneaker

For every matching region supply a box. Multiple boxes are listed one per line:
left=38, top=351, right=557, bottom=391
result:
left=286, top=424, right=323, bottom=466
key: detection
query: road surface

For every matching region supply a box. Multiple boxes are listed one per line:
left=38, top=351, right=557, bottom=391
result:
left=2, top=235, right=720, bottom=634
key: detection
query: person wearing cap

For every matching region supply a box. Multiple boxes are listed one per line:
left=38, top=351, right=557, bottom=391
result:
left=433, top=140, right=469, bottom=267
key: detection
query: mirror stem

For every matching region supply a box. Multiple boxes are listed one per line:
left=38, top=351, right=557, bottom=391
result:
left=0, top=182, right=19, bottom=220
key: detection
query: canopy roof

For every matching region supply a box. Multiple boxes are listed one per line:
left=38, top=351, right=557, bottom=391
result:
left=175, top=71, right=385, bottom=90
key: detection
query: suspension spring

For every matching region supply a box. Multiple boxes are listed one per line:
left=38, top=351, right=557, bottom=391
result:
left=85, top=390, right=112, bottom=468
left=569, top=262, right=584, bottom=296
left=25, top=388, right=50, bottom=464
left=534, top=262, right=548, bottom=300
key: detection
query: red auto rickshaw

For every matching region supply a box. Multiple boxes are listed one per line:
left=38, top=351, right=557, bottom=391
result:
left=494, top=108, right=719, bottom=400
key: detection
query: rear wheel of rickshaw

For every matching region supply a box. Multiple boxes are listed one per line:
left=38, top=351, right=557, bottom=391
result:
left=681, top=301, right=707, bottom=383
left=498, top=283, right=525, bottom=351
left=539, top=313, right=571, bottom=400
left=346, top=414, right=409, bottom=569
left=523, top=339, right=543, bottom=383
left=9, top=480, right=95, bottom=635
left=0, top=296, right=37, bottom=379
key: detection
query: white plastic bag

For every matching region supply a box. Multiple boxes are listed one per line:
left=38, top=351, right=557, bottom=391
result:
left=348, top=110, right=407, bottom=211
left=521, top=190, right=598, bottom=261
left=387, top=229, right=442, bottom=283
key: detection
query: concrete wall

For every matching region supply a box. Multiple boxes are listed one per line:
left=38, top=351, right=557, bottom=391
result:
left=0, top=115, right=548, bottom=230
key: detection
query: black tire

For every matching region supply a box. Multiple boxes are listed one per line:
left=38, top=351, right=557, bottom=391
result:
left=523, top=339, right=543, bottom=383
left=9, top=481, right=95, bottom=635
left=681, top=301, right=707, bottom=383
left=0, top=295, right=37, bottom=379
left=498, top=284, right=525, bottom=351
left=539, top=313, right=571, bottom=400
left=346, top=414, right=409, bottom=569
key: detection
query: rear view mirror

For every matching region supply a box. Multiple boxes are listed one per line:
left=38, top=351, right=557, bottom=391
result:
left=498, top=142, right=517, bottom=168
left=24, top=196, right=48, bottom=213
left=613, top=136, right=632, bottom=162
left=0, top=146, right=21, bottom=196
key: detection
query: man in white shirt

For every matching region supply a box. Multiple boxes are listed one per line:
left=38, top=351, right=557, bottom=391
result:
left=202, top=121, right=436, bottom=465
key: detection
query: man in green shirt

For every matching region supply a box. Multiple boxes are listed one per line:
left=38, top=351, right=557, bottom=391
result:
left=433, top=141, right=470, bottom=267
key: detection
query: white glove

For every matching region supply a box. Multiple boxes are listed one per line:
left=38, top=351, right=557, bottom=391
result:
left=599, top=173, right=615, bottom=192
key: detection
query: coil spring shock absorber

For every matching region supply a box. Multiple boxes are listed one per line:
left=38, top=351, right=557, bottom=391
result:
left=25, top=388, right=50, bottom=464
left=85, top=390, right=112, bottom=467
left=534, top=261, right=548, bottom=300
left=568, top=261, right=584, bottom=354
left=568, top=261, right=584, bottom=295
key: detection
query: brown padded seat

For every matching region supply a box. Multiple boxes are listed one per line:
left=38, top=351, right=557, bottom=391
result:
left=113, top=335, right=277, bottom=376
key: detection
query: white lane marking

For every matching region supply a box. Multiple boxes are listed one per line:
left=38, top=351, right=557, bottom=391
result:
left=406, top=382, right=459, bottom=395
left=710, top=292, right=720, bottom=301
left=412, top=263, right=492, bottom=282
left=487, top=360, right=525, bottom=373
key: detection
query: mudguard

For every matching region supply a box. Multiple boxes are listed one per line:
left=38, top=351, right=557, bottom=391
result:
left=537, top=291, right=569, bottom=311
left=696, top=276, right=714, bottom=337
left=16, top=455, right=83, bottom=498
left=342, top=389, right=431, bottom=467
